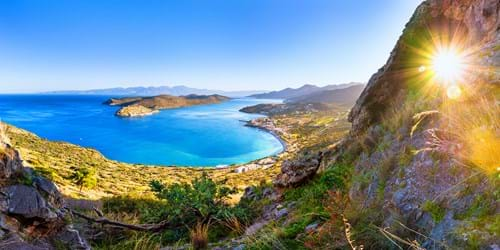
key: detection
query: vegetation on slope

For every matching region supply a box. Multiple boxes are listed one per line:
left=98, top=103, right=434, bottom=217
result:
left=5, top=125, right=281, bottom=199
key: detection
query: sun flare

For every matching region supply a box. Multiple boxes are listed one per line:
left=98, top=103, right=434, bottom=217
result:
left=431, top=48, right=467, bottom=84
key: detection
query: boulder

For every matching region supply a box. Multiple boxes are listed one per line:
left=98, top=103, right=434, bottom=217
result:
left=274, top=153, right=322, bottom=187
left=54, top=226, right=91, bottom=250
left=241, top=186, right=258, bottom=201
left=4, top=185, right=57, bottom=220
left=33, top=176, right=63, bottom=207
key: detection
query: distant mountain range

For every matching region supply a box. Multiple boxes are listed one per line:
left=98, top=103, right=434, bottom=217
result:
left=239, top=83, right=365, bottom=116
left=43, top=85, right=266, bottom=98
left=285, top=84, right=365, bottom=106
left=249, top=82, right=363, bottom=99
left=42, top=82, right=365, bottom=100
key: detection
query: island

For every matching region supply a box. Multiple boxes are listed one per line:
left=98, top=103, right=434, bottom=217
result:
left=105, top=94, right=230, bottom=117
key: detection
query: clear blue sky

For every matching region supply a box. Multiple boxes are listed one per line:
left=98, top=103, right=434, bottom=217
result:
left=0, top=0, right=422, bottom=93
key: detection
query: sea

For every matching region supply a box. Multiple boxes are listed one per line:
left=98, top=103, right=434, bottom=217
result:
left=0, top=95, right=284, bottom=167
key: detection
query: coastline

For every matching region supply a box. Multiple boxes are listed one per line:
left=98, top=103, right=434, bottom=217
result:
left=0, top=98, right=297, bottom=198
left=5, top=121, right=290, bottom=199
left=6, top=115, right=292, bottom=169
left=225, top=116, right=297, bottom=174
left=0, top=96, right=285, bottom=167
left=243, top=118, right=287, bottom=152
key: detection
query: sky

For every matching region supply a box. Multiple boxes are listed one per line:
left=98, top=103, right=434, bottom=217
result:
left=0, top=0, right=423, bottom=93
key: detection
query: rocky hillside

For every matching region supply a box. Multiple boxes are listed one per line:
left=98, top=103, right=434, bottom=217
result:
left=249, top=82, right=362, bottom=99
left=106, top=94, right=230, bottom=117
left=241, top=84, right=364, bottom=116
left=0, top=130, right=89, bottom=249
left=246, top=0, right=499, bottom=249
left=286, top=84, right=364, bottom=106
left=315, top=0, right=498, bottom=248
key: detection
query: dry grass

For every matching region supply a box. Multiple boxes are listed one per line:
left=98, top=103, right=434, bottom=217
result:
left=190, top=222, right=209, bottom=250
left=4, top=108, right=351, bottom=200
left=414, top=97, right=500, bottom=175
left=5, top=124, right=283, bottom=199
left=222, top=216, right=245, bottom=236
left=445, top=98, right=500, bottom=174
left=343, top=215, right=364, bottom=250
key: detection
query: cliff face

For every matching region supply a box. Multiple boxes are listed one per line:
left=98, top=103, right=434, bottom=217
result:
left=335, top=0, right=499, bottom=248
left=349, top=0, right=499, bottom=134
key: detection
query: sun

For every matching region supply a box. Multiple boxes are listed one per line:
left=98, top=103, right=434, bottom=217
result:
left=431, top=48, right=466, bottom=84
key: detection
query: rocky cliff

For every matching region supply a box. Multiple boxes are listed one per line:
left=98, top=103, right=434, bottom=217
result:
left=273, top=0, right=498, bottom=249
left=336, top=0, right=499, bottom=248
left=0, top=135, right=89, bottom=249
left=349, top=0, right=499, bottom=134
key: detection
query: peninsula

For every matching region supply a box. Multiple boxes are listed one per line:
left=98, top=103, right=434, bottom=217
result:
left=105, top=94, right=230, bottom=117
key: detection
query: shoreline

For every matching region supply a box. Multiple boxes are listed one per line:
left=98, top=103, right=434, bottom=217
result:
left=243, top=119, right=287, bottom=153
left=4, top=115, right=292, bottom=171
left=5, top=121, right=292, bottom=199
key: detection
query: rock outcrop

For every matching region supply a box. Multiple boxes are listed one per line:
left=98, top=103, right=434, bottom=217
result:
left=349, top=0, right=499, bottom=134
left=274, top=152, right=322, bottom=187
left=0, top=137, right=89, bottom=249
left=336, top=0, right=499, bottom=248
left=273, top=0, right=498, bottom=248
left=106, top=94, right=230, bottom=117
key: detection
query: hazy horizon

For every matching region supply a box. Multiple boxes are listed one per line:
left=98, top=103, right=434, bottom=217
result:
left=1, top=0, right=422, bottom=93
left=5, top=81, right=365, bottom=95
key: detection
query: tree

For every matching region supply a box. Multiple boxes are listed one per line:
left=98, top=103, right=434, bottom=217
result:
left=70, top=166, right=97, bottom=192
left=150, top=172, right=237, bottom=226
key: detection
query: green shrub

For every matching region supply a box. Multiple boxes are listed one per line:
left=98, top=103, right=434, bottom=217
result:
left=69, top=166, right=97, bottom=192
left=150, top=172, right=238, bottom=225
left=98, top=173, right=256, bottom=247
left=34, top=167, right=58, bottom=181
left=150, top=172, right=255, bottom=243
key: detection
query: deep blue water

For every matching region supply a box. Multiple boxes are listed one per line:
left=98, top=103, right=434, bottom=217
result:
left=0, top=95, right=283, bottom=166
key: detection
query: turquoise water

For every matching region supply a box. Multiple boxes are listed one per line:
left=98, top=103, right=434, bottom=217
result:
left=0, top=95, right=283, bottom=166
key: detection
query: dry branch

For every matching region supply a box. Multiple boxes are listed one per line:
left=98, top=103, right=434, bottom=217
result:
left=69, top=208, right=171, bottom=232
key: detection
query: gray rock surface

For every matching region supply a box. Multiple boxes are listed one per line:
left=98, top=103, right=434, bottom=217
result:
left=0, top=138, right=88, bottom=250
left=4, top=185, right=57, bottom=220
left=274, top=153, right=322, bottom=187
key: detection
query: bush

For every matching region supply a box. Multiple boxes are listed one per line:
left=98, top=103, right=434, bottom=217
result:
left=97, top=174, right=256, bottom=247
left=69, top=166, right=97, bottom=192
left=150, top=172, right=238, bottom=226
left=148, top=172, right=254, bottom=244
